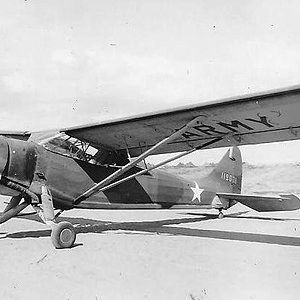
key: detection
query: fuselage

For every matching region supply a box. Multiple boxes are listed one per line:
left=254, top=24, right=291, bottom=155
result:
left=0, top=137, right=228, bottom=211
left=29, top=146, right=220, bottom=209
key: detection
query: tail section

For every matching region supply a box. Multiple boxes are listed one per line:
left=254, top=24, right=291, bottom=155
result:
left=196, top=147, right=300, bottom=213
left=203, top=146, right=242, bottom=194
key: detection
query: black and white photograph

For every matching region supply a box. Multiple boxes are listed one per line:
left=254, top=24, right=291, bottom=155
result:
left=0, top=1, right=300, bottom=299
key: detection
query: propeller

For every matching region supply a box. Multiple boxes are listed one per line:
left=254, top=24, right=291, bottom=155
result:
left=3, top=194, right=22, bottom=213
left=0, top=195, right=30, bottom=225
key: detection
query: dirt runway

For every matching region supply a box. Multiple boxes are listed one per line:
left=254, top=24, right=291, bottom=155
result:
left=0, top=201, right=299, bottom=300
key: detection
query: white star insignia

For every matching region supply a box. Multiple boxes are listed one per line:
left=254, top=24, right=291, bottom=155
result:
left=191, top=182, right=204, bottom=203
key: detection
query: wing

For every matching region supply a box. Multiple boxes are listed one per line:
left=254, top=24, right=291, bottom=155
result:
left=218, top=193, right=300, bottom=212
left=0, top=131, right=31, bottom=141
left=62, top=85, right=300, bottom=157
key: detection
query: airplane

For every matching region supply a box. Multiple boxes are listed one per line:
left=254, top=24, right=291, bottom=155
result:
left=1, top=84, right=300, bottom=249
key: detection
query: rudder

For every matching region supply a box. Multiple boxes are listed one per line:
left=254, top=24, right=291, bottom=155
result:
left=204, top=147, right=242, bottom=194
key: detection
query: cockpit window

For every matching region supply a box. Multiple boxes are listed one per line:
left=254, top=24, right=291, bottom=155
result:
left=43, top=133, right=99, bottom=163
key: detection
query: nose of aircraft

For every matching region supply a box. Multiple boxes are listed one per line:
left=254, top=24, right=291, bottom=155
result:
left=0, top=137, right=9, bottom=175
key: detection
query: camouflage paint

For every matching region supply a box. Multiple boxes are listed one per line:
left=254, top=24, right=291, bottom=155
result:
left=0, top=137, right=242, bottom=211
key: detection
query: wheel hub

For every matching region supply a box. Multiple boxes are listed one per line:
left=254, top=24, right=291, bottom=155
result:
left=60, top=228, right=73, bottom=243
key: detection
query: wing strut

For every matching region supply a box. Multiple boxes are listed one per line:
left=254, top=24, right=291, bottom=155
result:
left=92, top=137, right=223, bottom=195
left=74, top=117, right=212, bottom=205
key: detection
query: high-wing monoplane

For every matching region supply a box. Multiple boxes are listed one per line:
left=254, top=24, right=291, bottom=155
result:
left=1, top=85, right=300, bottom=248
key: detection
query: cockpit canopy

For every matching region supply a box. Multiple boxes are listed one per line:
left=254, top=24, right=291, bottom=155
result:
left=42, top=133, right=99, bottom=163
left=41, top=132, right=129, bottom=166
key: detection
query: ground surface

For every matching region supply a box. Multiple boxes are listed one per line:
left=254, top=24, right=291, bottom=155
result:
left=1, top=203, right=300, bottom=300
left=1, top=164, right=300, bottom=300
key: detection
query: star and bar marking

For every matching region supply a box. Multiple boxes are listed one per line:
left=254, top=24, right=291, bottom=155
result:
left=191, top=182, right=204, bottom=203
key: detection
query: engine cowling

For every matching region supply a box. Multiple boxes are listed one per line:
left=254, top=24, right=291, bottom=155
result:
left=5, top=138, right=37, bottom=188
left=0, top=137, right=9, bottom=175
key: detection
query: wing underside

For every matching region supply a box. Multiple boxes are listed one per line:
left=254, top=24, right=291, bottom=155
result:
left=0, top=131, right=31, bottom=141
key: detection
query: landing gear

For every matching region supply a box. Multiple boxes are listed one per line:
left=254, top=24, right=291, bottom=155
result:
left=51, top=221, right=76, bottom=249
left=218, top=209, right=224, bottom=219
left=0, top=184, right=76, bottom=249
left=39, top=186, right=76, bottom=249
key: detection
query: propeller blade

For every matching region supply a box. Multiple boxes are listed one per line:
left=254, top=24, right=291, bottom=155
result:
left=0, top=201, right=29, bottom=224
left=3, top=194, right=23, bottom=213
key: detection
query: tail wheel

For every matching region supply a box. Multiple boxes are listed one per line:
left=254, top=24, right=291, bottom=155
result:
left=51, top=221, right=76, bottom=249
left=218, top=209, right=224, bottom=219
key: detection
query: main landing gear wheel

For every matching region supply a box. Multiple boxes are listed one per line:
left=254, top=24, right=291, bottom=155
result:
left=51, top=221, right=76, bottom=249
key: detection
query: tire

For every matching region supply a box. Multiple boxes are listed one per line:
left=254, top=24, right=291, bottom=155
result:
left=51, top=221, right=76, bottom=249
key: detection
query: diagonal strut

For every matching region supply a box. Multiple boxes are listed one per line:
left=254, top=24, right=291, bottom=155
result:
left=91, top=137, right=223, bottom=195
left=74, top=117, right=207, bottom=205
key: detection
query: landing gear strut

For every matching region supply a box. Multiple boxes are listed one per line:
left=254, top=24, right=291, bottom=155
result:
left=38, top=186, right=76, bottom=249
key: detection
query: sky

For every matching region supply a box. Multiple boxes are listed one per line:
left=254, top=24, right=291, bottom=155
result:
left=1, top=0, right=300, bottom=164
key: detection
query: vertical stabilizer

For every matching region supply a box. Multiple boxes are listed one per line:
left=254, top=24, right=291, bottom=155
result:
left=204, top=146, right=242, bottom=194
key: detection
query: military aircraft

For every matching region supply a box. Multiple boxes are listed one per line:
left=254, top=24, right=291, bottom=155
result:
left=1, top=85, right=300, bottom=249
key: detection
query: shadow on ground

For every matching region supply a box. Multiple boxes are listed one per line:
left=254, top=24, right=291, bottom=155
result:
left=184, top=211, right=300, bottom=222
left=1, top=210, right=300, bottom=247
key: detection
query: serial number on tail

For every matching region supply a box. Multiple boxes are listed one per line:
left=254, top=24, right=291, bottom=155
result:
left=221, top=172, right=238, bottom=185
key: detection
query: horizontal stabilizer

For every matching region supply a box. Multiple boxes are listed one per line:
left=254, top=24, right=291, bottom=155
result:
left=217, top=193, right=300, bottom=212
